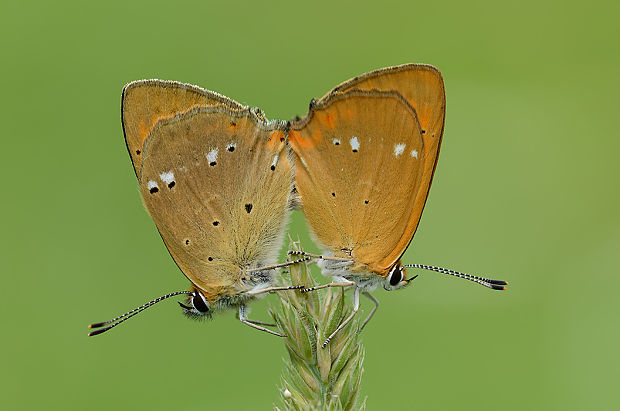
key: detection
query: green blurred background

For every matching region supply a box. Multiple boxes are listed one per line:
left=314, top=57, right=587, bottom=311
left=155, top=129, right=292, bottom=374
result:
left=2, top=0, right=618, bottom=409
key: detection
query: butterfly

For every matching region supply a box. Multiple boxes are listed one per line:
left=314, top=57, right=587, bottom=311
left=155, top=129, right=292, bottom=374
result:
left=88, top=80, right=307, bottom=337
left=287, top=64, right=507, bottom=347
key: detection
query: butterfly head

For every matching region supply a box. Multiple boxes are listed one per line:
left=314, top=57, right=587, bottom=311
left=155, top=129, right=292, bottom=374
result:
left=383, top=263, right=418, bottom=291
left=178, top=289, right=213, bottom=319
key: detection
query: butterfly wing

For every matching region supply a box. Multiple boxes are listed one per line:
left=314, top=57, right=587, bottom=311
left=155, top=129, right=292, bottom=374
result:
left=326, top=63, right=445, bottom=148
left=328, top=63, right=445, bottom=248
left=122, top=80, right=244, bottom=180
left=290, top=90, right=425, bottom=275
left=138, top=106, right=292, bottom=302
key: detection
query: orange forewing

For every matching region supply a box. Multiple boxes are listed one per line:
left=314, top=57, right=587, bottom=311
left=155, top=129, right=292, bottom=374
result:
left=121, top=80, right=244, bottom=180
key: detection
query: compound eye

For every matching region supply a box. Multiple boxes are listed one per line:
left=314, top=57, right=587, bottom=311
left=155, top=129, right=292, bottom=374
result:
left=389, top=267, right=403, bottom=286
left=191, top=292, right=210, bottom=313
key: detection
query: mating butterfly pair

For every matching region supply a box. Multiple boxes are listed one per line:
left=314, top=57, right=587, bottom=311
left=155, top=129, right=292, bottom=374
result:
left=88, top=64, right=506, bottom=345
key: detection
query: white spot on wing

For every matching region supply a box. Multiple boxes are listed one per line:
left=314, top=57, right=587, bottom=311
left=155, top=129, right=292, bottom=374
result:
left=206, top=148, right=218, bottom=163
left=147, top=180, right=158, bottom=190
left=411, top=149, right=419, bottom=159
left=159, top=171, right=175, bottom=184
left=394, top=143, right=406, bottom=157
left=332, top=138, right=341, bottom=145
left=271, top=154, right=279, bottom=167
left=350, top=136, right=360, bottom=151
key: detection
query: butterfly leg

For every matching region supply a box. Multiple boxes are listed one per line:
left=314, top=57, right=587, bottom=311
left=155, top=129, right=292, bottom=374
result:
left=300, top=280, right=355, bottom=293
left=244, top=318, right=277, bottom=327
left=321, top=286, right=360, bottom=348
left=247, top=284, right=305, bottom=296
left=245, top=257, right=314, bottom=273
left=287, top=250, right=353, bottom=262
left=360, top=292, right=379, bottom=331
left=238, top=305, right=285, bottom=337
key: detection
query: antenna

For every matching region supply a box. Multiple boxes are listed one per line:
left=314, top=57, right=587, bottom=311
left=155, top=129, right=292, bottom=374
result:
left=402, top=264, right=507, bottom=290
left=87, top=291, right=191, bottom=336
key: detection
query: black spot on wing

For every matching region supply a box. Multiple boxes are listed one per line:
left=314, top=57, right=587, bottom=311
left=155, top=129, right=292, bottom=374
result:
left=245, top=203, right=253, bottom=213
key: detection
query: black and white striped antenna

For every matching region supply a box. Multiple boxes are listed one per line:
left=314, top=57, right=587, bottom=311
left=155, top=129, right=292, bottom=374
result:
left=87, top=291, right=192, bottom=337
left=402, top=264, right=507, bottom=290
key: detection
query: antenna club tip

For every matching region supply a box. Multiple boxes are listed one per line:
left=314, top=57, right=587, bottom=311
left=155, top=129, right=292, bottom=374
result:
left=87, top=333, right=93, bottom=337
left=88, top=324, right=93, bottom=329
